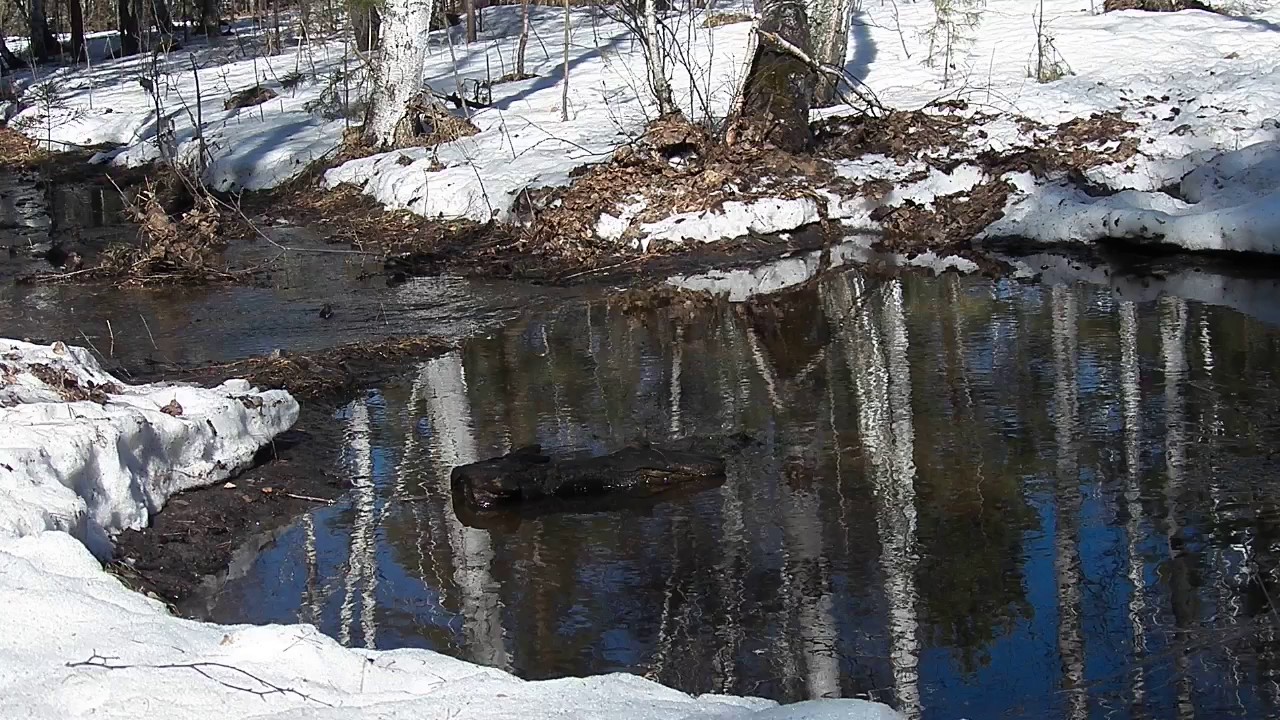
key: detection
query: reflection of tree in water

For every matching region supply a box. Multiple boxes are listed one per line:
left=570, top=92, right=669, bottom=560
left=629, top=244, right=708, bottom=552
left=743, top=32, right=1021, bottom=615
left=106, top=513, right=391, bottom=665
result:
left=898, top=274, right=1038, bottom=674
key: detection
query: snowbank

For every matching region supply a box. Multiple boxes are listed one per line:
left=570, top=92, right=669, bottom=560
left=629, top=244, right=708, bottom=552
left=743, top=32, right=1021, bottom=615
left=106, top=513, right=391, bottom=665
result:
left=0, top=338, right=903, bottom=720
left=0, top=339, right=298, bottom=558
left=986, top=141, right=1280, bottom=253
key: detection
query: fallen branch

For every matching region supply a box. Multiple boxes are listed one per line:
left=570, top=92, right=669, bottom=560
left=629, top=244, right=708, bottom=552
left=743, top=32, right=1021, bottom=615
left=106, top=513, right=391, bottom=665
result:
left=66, top=653, right=332, bottom=706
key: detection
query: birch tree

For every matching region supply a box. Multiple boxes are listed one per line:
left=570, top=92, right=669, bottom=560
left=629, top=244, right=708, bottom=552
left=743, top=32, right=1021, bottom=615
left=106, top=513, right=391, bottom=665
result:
left=644, top=0, right=676, bottom=116
left=366, top=0, right=435, bottom=146
left=807, top=0, right=853, bottom=105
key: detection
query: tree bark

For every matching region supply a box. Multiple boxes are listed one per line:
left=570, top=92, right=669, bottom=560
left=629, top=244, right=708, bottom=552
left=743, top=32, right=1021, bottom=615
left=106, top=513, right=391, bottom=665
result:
left=28, top=0, right=53, bottom=61
left=465, top=0, right=476, bottom=42
left=352, top=3, right=381, bottom=52
left=152, top=0, right=176, bottom=35
left=644, top=0, right=676, bottom=116
left=119, top=0, right=142, bottom=55
left=365, top=0, right=434, bottom=147
left=68, top=0, right=86, bottom=61
left=733, top=0, right=815, bottom=152
left=200, top=0, right=220, bottom=39
left=515, top=0, right=529, bottom=76
left=807, top=0, right=851, bottom=106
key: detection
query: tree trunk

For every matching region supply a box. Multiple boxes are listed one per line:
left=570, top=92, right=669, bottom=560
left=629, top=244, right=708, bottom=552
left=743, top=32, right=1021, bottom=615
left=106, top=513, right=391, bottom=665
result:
left=732, top=0, right=815, bottom=152
left=644, top=0, right=676, bottom=116
left=365, top=0, right=434, bottom=147
left=352, top=3, right=381, bottom=52
left=807, top=0, right=851, bottom=106
left=69, top=0, right=86, bottom=61
left=119, top=0, right=142, bottom=55
left=152, top=0, right=176, bottom=35
left=559, top=0, right=568, bottom=121
left=465, top=0, right=476, bottom=42
left=515, top=0, right=528, bottom=76
left=200, top=0, right=219, bottom=39
left=28, top=0, right=52, bottom=61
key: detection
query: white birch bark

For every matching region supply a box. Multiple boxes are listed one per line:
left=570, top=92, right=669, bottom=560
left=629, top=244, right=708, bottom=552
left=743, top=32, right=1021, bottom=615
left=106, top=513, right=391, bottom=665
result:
left=644, top=0, right=677, bottom=116
left=805, top=0, right=853, bottom=105
left=423, top=352, right=509, bottom=670
left=367, top=0, right=435, bottom=146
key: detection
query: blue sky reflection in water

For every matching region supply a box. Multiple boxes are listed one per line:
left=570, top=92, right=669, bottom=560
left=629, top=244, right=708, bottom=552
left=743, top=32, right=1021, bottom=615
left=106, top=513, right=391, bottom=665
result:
left=194, top=269, right=1280, bottom=720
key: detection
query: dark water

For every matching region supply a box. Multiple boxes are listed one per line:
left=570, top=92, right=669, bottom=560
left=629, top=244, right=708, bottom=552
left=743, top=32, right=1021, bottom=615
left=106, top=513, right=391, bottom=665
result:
left=185, top=267, right=1280, bottom=720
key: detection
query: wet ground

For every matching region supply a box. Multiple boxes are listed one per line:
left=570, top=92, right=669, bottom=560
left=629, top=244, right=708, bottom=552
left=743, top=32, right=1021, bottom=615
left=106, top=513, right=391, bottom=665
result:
left=10, top=172, right=1280, bottom=720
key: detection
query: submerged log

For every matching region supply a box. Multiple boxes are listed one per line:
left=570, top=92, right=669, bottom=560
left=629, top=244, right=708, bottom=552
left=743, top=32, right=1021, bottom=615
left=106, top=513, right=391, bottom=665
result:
left=450, top=441, right=728, bottom=513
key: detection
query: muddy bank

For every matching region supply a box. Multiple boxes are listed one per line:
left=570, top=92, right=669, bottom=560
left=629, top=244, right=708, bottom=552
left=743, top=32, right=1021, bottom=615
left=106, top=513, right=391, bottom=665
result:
left=112, top=338, right=454, bottom=604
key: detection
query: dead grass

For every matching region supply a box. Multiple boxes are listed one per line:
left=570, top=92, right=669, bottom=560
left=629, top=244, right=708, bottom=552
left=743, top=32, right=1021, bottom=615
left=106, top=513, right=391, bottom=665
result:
left=702, top=12, right=753, bottom=28
left=25, top=363, right=121, bottom=403
left=224, top=85, right=279, bottom=111
left=175, top=337, right=452, bottom=402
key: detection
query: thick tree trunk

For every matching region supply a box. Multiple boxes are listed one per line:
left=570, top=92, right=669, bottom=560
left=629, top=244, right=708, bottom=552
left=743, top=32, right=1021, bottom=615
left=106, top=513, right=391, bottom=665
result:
left=807, top=0, right=851, bottom=106
left=200, top=0, right=220, bottom=39
left=365, top=0, right=434, bottom=146
left=733, top=0, right=815, bottom=152
left=644, top=0, right=676, bottom=116
left=28, top=0, right=52, bottom=61
left=352, top=3, right=381, bottom=52
left=119, top=0, right=142, bottom=55
left=69, top=0, right=86, bottom=61
left=465, top=0, right=476, bottom=42
left=515, top=0, right=528, bottom=76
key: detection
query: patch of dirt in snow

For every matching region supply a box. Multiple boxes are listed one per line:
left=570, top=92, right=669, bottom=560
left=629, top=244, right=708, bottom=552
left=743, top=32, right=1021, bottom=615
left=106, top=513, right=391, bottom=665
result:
left=874, top=179, right=1016, bottom=256
left=23, top=362, right=121, bottom=404
left=521, top=116, right=836, bottom=262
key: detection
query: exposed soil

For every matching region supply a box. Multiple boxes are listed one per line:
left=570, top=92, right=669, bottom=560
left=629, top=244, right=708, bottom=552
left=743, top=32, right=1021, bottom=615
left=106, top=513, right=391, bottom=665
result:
left=111, top=337, right=453, bottom=605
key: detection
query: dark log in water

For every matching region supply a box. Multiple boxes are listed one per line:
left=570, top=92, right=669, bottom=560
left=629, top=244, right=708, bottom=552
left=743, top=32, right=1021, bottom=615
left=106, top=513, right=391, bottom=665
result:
left=450, top=442, right=728, bottom=513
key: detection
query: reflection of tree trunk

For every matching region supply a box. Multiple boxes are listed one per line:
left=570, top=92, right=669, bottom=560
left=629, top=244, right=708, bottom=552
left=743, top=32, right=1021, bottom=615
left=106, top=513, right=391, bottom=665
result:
left=1051, top=286, right=1086, bottom=720
left=1160, top=297, right=1195, bottom=720
left=781, top=483, right=840, bottom=699
left=299, top=513, right=322, bottom=626
left=338, top=398, right=379, bottom=648
left=424, top=353, right=508, bottom=669
left=846, top=276, right=921, bottom=718
left=1119, top=302, right=1148, bottom=718
left=669, top=325, right=683, bottom=437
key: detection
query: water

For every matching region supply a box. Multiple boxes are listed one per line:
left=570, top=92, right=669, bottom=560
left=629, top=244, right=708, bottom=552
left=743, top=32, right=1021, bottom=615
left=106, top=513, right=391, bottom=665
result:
left=185, top=267, right=1280, bottom=720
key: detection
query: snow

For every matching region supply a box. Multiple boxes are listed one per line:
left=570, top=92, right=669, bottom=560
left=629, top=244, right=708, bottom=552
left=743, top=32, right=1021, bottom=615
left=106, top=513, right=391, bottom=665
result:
left=636, top=197, right=823, bottom=250
left=11, top=0, right=1280, bottom=249
left=668, top=236, right=977, bottom=301
left=0, top=339, right=298, bottom=559
left=0, top=337, right=902, bottom=720
left=322, top=8, right=755, bottom=222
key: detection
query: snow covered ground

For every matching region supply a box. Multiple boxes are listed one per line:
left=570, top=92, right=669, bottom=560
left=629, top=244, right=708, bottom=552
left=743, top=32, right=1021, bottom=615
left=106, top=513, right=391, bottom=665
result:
left=7, top=0, right=1280, bottom=253
left=0, top=338, right=902, bottom=719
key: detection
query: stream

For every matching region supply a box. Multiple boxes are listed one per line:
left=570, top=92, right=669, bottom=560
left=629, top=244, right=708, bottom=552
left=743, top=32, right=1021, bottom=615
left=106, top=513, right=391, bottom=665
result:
left=7, top=176, right=1280, bottom=720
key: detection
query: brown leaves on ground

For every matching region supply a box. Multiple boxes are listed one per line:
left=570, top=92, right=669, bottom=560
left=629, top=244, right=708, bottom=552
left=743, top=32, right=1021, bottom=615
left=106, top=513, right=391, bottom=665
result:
left=702, top=12, right=753, bottom=28
left=874, top=179, right=1015, bottom=256
left=224, top=85, right=278, bottom=111
left=1103, top=0, right=1214, bottom=11
left=173, top=338, right=450, bottom=403
left=518, top=114, right=835, bottom=266
left=815, top=109, right=986, bottom=163
left=25, top=363, right=120, bottom=403
left=0, top=128, right=41, bottom=168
